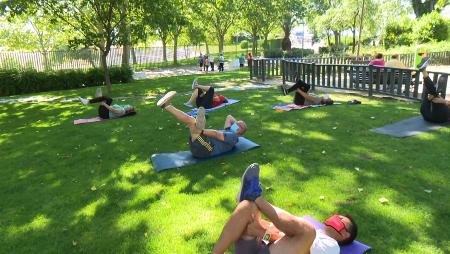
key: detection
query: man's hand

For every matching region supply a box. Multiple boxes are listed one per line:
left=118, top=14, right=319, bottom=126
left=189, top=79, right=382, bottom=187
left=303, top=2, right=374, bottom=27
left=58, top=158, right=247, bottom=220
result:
left=244, top=218, right=284, bottom=243
left=244, top=218, right=266, bottom=239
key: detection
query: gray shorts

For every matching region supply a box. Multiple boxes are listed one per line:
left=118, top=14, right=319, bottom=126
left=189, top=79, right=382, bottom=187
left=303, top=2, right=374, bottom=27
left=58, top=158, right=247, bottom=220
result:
left=209, top=131, right=239, bottom=156
left=235, top=239, right=270, bottom=254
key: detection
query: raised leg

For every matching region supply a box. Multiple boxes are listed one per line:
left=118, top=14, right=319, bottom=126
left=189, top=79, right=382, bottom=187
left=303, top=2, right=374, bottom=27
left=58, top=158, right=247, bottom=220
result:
left=212, top=201, right=259, bottom=254
left=197, top=85, right=211, bottom=91
left=163, top=105, right=202, bottom=139
left=89, top=96, right=113, bottom=105
left=186, top=89, right=200, bottom=105
left=255, top=197, right=315, bottom=254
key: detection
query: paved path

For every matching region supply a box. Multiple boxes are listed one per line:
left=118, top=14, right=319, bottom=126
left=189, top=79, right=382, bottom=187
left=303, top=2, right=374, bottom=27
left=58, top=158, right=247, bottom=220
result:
left=133, top=61, right=242, bottom=80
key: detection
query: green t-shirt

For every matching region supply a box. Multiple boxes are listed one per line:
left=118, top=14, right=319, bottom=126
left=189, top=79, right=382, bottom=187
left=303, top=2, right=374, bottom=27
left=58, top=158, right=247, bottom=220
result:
left=108, top=104, right=125, bottom=119
left=415, top=55, right=423, bottom=68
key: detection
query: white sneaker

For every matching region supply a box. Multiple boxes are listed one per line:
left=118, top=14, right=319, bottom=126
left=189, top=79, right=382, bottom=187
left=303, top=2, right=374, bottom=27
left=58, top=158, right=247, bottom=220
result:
left=192, top=78, right=199, bottom=90
left=157, top=91, right=177, bottom=108
left=79, top=97, right=89, bottom=105
left=195, top=107, right=206, bottom=130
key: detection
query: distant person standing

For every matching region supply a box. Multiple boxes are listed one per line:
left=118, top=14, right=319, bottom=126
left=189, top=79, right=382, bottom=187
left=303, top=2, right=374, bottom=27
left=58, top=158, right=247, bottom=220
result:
left=218, top=53, right=225, bottom=72
left=199, top=53, right=204, bottom=71
left=209, top=54, right=215, bottom=71
left=239, top=53, right=245, bottom=68
left=209, top=54, right=214, bottom=71
left=247, top=52, right=253, bottom=69
left=204, top=54, right=209, bottom=72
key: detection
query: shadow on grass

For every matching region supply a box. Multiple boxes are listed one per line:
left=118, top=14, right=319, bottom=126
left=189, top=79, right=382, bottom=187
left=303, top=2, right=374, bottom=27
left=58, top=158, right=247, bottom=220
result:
left=1, top=76, right=449, bottom=253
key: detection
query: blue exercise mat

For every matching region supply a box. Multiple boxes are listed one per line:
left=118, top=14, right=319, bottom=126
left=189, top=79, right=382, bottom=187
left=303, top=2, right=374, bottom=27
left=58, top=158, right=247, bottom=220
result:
left=186, top=99, right=240, bottom=116
left=371, top=116, right=450, bottom=138
left=150, top=137, right=260, bottom=172
left=303, top=216, right=372, bottom=254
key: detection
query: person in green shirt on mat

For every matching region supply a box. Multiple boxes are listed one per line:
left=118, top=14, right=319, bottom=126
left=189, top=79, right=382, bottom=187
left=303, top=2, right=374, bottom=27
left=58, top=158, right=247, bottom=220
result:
left=79, top=96, right=136, bottom=119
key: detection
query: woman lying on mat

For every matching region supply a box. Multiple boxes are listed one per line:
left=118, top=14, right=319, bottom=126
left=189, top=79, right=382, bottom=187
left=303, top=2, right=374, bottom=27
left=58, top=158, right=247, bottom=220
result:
left=212, top=163, right=359, bottom=254
left=280, top=78, right=334, bottom=106
left=421, top=70, right=450, bottom=123
left=185, top=78, right=228, bottom=109
left=158, top=91, right=247, bottom=158
left=79, top=96, right=136, bottom=119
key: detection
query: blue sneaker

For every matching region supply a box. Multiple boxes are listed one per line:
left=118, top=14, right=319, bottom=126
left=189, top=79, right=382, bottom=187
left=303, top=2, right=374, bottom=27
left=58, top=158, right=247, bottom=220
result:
left=237, top=163, right=262, bottom=203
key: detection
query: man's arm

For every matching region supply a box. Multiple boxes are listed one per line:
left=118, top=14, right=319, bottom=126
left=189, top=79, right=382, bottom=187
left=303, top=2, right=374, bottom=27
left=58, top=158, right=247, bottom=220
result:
left=245, top=218, right=285, bottom=243
left=224, top=115, right=236, bottom=129
left=101, top=102, right=122, bottom=114
left=202, top=129, right=225, bottom=141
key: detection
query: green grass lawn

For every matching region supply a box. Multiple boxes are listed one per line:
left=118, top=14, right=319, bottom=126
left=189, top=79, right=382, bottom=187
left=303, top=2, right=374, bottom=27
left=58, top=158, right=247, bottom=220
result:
left=1, top=71, right=449, bottom=253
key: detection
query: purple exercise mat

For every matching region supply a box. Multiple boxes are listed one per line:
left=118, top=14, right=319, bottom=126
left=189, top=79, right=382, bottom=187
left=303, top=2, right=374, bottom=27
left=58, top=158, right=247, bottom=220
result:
left=303, top=216, right=371, bottom=254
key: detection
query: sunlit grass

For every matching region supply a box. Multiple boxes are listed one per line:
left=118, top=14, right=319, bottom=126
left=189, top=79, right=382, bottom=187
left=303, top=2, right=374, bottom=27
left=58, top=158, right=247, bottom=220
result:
left=0, top=72, right=449, bottom=253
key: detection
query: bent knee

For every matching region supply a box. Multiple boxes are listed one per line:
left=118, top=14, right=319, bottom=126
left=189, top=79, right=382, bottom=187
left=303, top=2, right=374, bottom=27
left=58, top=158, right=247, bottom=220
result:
left=236, top=200, right=258, bottom=213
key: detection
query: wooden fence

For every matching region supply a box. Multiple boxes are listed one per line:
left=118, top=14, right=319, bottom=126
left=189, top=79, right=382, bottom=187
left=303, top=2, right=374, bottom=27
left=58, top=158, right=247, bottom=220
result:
left=251, top=51, right=450, bottom=100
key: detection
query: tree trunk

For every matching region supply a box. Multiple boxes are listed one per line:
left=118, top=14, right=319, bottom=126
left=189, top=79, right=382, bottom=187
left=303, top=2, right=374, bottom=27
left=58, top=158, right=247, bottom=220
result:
left=357, top=0, right=365, bottom=58
left=122, top=45, right=130, bottom=67
left=352, top=29, right=356, bottom=53
left=100, top=51, right=112, bottom=94
left=42, top=51, right=50, bottom=71
left=263, top=34, right=269, bottom=51
left=333, top=31, right=339, bottom=46
left=252, top=28, right=258, bottom=56
left=218, top=34, right=224, bottom=53
left=205, top=40, right=209, bottom=54
left=411, top=0, right=438, bottom=18
left=131, top=47, right=137, bottom=64
left=120, top=0, right=130, bottom=68
left=281, top=27, right=291, bottom=51
left=162, top=38, right=167, bottom=62
left=173, top=33, right=179, bottom=64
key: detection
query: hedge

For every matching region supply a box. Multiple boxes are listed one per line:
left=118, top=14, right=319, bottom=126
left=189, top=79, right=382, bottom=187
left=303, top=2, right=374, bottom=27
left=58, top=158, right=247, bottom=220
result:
left=264, top=48, right=314, bottom=58
left=0, top=66, right=133, bottom=96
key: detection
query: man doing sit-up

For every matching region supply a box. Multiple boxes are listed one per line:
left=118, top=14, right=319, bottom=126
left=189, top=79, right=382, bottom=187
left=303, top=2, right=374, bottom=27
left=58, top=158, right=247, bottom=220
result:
left=212, top=163, right=358, bottom=254
left=185, top=78, right=228, bottom=109
left=421, top=70, right=450, bottom=123
left=280, top=78, right=334, bottom=106
left=157, top=91, right=247, bottom=158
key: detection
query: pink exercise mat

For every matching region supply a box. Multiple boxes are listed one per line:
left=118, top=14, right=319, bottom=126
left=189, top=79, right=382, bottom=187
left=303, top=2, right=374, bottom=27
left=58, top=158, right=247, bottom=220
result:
left=73, top=116, right=105, bottom=125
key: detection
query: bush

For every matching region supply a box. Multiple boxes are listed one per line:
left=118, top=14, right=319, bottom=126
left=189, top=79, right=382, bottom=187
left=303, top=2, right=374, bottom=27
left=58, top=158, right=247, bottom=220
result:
left=264, top=39, right=282, bottom=51
left=319, top=47, right=330, bottom=54
left=383, top=17, right=414, bottom=48
left=413, top=11, right=449, bottom=43
left=0, top=66, right=133, bottom=96
left=264, top=48, right=314, bottom=58
left=240, top=40, right=249, bottom=49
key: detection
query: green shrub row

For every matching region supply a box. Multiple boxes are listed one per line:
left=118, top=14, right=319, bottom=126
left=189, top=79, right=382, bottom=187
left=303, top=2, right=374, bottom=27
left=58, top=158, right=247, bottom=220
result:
left=264, top=48, right=314, bottom=58
left=0, top=66, right=133, bottom=96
